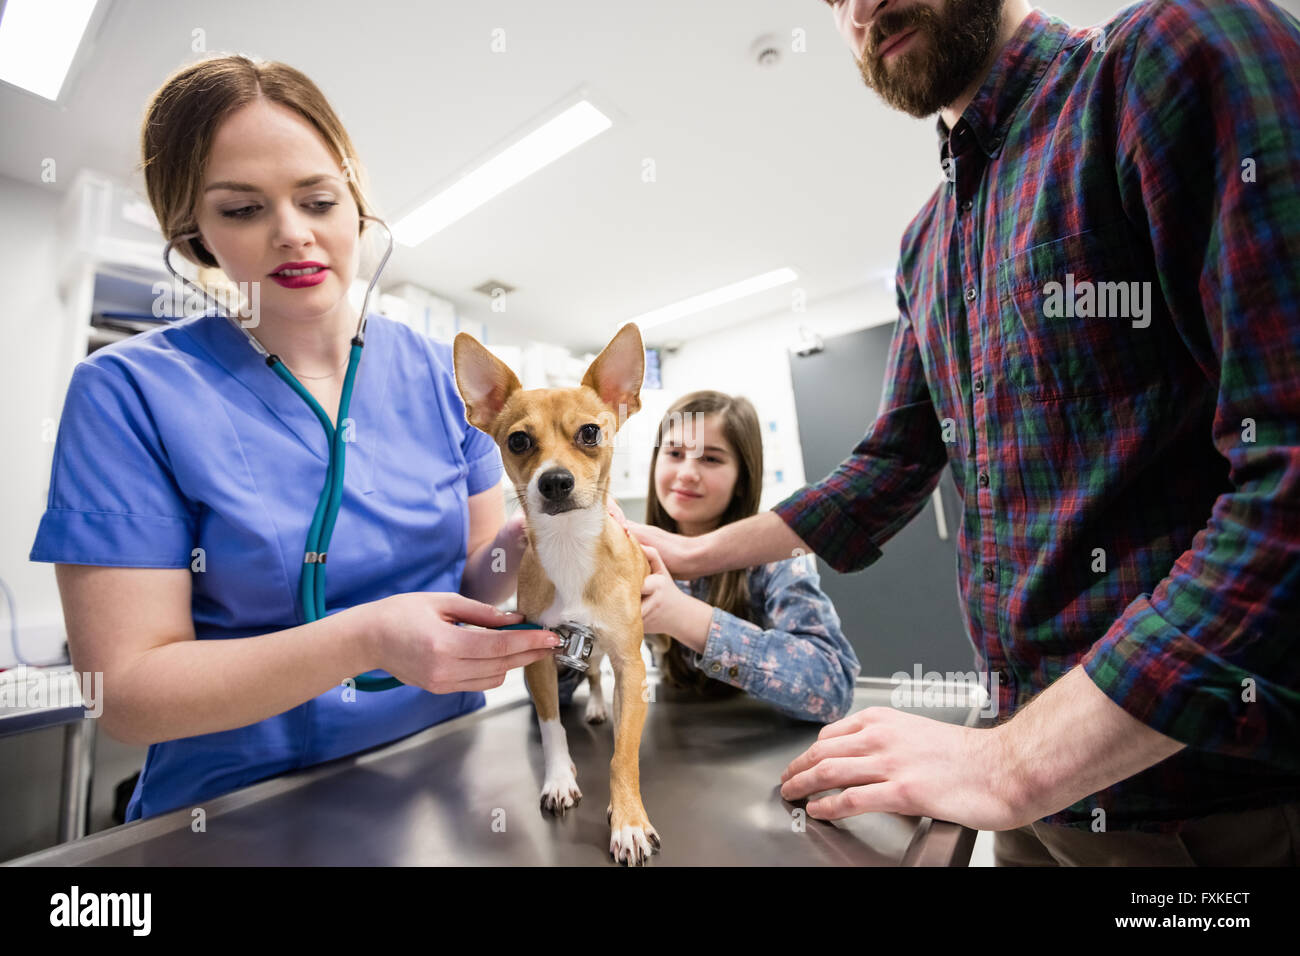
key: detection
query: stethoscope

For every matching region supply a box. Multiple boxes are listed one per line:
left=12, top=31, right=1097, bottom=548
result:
left=162, top=214, right=404, bottom=691
left=161, top=217, right=595, bottom=688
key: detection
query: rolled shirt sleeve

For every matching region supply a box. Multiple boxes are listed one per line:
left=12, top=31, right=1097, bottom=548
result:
left=462, top=424, right=504, bottom=497
left=1080, top=0, right=1300, bottom=769
left=433, top=339, right=504, bottom=497
left=30, top=361, right=197, bottom=568
left=695, top=554, right=861, bottom=723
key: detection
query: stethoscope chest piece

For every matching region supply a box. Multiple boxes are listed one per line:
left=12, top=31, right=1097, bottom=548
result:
left=552, top=622, right=596, bottom=673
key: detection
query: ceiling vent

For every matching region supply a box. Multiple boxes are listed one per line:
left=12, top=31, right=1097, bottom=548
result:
left=473, top=279, right=516, bottom=296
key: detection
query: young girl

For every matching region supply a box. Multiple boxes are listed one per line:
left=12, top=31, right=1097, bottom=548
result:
left=560, top=391, right=859, bottom=722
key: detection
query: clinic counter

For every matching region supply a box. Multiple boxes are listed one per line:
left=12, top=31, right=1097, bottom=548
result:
left=6, top=676, right=983, bottom=866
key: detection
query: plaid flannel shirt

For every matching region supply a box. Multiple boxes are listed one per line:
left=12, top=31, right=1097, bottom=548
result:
left=773, top=0, right=1300, bottom=831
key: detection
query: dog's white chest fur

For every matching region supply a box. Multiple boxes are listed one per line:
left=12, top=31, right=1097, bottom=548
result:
left=528, top=504, right=606, bottom=632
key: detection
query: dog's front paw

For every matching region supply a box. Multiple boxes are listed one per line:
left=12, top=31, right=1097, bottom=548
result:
left=609, top=809, right=661, bottom=866
left=584, top=697, right=608, bottom=724
left=539, top=761, right=582, bottom=815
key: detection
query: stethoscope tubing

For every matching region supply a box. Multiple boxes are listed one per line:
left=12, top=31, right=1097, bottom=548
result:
left=163, top=215, right=402, bottom=691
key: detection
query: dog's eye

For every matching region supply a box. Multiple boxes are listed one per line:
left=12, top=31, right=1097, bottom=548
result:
left=577, top=424, right=601, bottom=446
left=507, top=431, right=532, bottom=454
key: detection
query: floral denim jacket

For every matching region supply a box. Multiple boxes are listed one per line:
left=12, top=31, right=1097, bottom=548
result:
left=557, top=553, right=860, bottom=722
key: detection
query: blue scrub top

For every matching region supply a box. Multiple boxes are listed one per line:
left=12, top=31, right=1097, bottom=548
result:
left=29, top=312, right=505, bottom=821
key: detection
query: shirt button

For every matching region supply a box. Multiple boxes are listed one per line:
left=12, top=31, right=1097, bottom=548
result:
left=984, top=566, right=995, bottom=582
left=960, top=199, right=973, bottom=213
left=979, top=472, right=989, bottom=487
left=728, top=665, right=739, bottom=678
left=973, top=376, right=984, bottom=393
left=710, top=662, right=722, bottom=674
left=965, top=286, right=977, bottom=302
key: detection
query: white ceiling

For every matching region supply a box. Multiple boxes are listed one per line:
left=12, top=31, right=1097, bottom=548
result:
left=3, top=0, right=1297, bottom=352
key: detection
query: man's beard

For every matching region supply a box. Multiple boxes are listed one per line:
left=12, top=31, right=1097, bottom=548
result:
left=859, top=0, right=1005, bottom=119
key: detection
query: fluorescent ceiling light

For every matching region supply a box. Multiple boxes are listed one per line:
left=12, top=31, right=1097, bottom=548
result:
left=394, top=99, right=612, bottom=245
left=629, top=268, right=799, bottom=331
left=0, top=0, right=98, bottom=101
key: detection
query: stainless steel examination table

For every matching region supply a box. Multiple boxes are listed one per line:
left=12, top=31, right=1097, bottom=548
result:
left=7, top=676, right=982, bottom=866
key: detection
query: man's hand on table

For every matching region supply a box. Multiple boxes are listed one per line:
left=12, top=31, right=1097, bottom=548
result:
left=779, top=706, right=1026, bottom=831
left=779, top=667, right=1187, bottom=831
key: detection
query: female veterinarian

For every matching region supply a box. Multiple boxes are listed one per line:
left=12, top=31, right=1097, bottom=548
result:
left=28, top=55, right=561, bottom=821
left=559, top=390, right=861, bottom=722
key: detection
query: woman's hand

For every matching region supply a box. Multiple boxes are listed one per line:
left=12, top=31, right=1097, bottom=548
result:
left=365, top=592, right=560, bottom=694
left=628, top=523, right=703, bottom=578
left=605, top=493, right=629, bottom=528
left=461, top=505, right=529, bottom=606
left=497, top=508, right=528, bottom=560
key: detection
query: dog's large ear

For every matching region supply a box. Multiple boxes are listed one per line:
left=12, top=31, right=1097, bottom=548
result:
left=454, top=333, right=521, bottom=433
left=581, top=323, right=644, bottom=426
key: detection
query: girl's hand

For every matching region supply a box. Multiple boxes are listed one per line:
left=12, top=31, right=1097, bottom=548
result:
left=366, top=592, right=559, bottom=693
left=639, top=545, right=691, bottom=636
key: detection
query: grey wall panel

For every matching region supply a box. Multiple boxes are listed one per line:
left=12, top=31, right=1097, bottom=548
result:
left=788, top=324, right=972, bottom=677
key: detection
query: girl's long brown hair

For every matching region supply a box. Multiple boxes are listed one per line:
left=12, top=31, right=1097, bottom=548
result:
left=645, top=391, right=764, bottom=697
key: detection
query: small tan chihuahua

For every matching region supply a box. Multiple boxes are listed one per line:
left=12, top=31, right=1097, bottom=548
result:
left=453, top=322, right=660, bottom=865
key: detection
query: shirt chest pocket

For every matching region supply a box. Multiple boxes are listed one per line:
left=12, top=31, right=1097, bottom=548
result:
left=995, top=225, right=1167, bottom=402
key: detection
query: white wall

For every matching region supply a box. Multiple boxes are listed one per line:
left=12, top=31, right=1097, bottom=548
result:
left=0, top=162, right=904, bottom=669
left=0, top=174, right=78, bottom=668
left=658, top=279, right=899, bottom=511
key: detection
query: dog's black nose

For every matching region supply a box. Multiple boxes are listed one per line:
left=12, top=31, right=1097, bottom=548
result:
left=538, top=468, right=575, bottom=502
